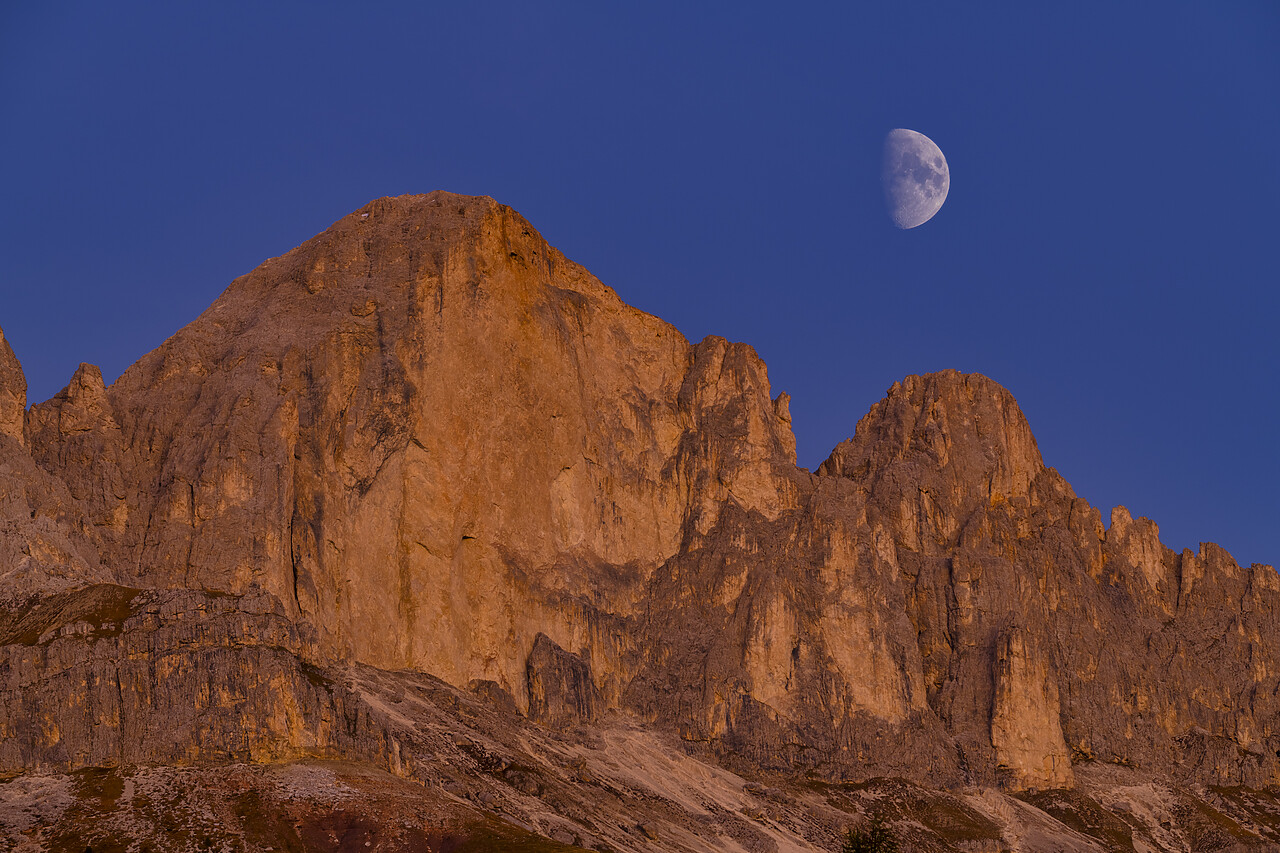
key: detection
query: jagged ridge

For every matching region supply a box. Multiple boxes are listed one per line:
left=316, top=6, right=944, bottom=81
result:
left=2, top=192, right=1278, bottom=851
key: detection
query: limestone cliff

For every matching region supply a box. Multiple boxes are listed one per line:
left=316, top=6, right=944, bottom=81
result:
left=0, top=327, right=24, bottom=446
left=24, top=196, right=797, bottom=710
left=819, top=370, right=1280, bottom=789
left=0, top=330, right=109, bottom=602
left=7, top=192, right=1280, bottom=841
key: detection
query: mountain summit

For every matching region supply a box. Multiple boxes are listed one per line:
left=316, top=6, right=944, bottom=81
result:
left=2, top=192, right=1277, bottom=851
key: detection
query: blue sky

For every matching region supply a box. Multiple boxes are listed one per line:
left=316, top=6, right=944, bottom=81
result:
left=1, top=3, right=1277, bottom=565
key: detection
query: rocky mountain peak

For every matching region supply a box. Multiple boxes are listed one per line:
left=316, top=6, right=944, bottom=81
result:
left=37, top=363, right=116, bottom=434
left=27, top=192, right=799, bottom=705
left=4, top=194, right=1280, bottom=850
left=821, top=369, right=1043, bottom=503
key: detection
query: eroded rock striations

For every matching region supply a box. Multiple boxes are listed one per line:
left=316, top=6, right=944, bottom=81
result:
left=2, top=192, right=1278, bottom=850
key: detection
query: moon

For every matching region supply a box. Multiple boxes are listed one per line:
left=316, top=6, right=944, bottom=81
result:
left=882, top=128, right=949, bottom=229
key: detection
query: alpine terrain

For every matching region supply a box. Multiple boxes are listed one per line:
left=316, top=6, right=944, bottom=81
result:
left=2, top=192, right=1278, bottom=852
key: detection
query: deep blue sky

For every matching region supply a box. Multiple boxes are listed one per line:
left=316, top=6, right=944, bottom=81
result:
left=2, top=3, right=1277, bottom=566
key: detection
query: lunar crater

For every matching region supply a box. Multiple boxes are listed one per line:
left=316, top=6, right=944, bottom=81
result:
left=883, top=128, right=950, bottom=229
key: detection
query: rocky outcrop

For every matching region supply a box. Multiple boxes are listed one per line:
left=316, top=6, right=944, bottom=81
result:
left=526, top=633, right=602, bottom=728
left=0, top=348, right=109, bottom=601
left=23, top=195, right=798, bottom=715
left=0, top=326, right=24, bottom=446
left=818, top=370, right=1280, bottom=789
left=0, top=445, right=109, bottom=602
left=26, top=363, right=130, bottom=541
left=991, top=626, right=1073, bottom=790
left=7, top=192, right=1279, bottom=816
left=0, top=586, right=323, bottom=771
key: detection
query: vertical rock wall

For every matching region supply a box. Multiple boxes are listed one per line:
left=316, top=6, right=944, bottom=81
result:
left=12, top=193, right=1280, bottom=793
left=0, top=326, right=25, bottom=446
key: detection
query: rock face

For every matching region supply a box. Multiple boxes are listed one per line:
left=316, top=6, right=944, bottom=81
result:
left=0, top=335, right=109, bottom=602
left=0, top=326, right=24, bottom=446
left=0, top=586, right=326, bottom=770
left=526, top=633, right=602, bottom=728
left=26, top=363, right=130, bottom=540
left=5, top=190, right=1280, bottom=837
left=991, top=626, right=1073, bottom=790
left=817, top=371, right=1280, bottom=789
left=0, top=442, right=109, bottom=603
left=29, top=195, right=796, bottom=716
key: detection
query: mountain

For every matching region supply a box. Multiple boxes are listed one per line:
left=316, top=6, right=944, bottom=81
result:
left=1, top=192, right=1277, bottom=852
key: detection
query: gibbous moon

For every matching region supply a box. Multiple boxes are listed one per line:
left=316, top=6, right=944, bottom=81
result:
left=882, top=128, right=949, bottom=229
